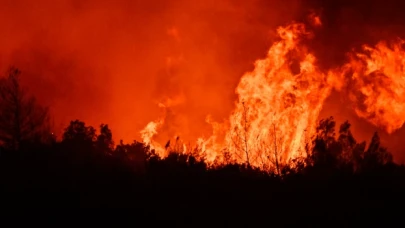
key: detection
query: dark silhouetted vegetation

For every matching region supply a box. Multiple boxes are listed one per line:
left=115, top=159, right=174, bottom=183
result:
left=1, top=68, right=404, bottom=226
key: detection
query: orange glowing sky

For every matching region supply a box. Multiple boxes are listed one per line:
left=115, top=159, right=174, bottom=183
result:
left=2, top=0, right=405, bottom=162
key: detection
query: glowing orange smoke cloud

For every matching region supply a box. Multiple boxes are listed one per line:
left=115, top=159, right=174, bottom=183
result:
left=142, top=21, right=333, bottom=168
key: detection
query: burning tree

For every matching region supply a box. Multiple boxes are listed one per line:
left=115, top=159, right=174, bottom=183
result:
left=0, top=67, right=50, bottom=150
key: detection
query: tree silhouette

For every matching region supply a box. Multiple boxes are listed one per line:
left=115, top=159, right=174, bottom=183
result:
left=62, top=119, right=96, bottom=145
left=231, top=101, right=251, bottom=166
left=338, top=121, right=356, bottom=156
left=96, top=124, right=114, bottom=154
left=114, top=140, right=148, bottom=173
left=311, top=116, right=340, bottom=168
left=363, top=132, right=393, bottom=169
left=309, top=117, right=395, bottom=174
left=0, top=67, right=50, bottom=150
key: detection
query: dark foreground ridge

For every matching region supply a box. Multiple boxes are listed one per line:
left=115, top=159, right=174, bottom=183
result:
left=1, top=119, right=404, bottom=226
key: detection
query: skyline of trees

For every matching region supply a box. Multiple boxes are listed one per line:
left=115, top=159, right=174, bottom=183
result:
left=0, top=67, right=396, bottom=171
left=0, top=67, right=403, bottom=226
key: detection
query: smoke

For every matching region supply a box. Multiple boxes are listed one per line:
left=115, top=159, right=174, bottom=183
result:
left=0, top=0, right=303, bottom=141
left=1, top=0, right=405, bottom=161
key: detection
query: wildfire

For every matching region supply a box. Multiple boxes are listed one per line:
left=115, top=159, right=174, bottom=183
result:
left=222, top=23, right=331, bottom=167
left=140, top=16, right=405, bottom=169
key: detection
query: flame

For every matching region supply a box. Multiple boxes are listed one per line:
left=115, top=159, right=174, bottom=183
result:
left=140, top=93, right=187, bottom=157
left=340, top=40, right=405, bottom=133
left=140, top=16, right=405, bottom=169
left=141, top=21, right=333, bottom=168
left=308, top=11, right=322, bottom=27
left=223, top=23, right=331, bottom=166
left=140, top=117, right=165, bottom=156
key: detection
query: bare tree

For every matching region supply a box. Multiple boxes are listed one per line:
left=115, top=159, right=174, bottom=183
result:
left=241, top=102, right=250, bottom=166
left=231, top=101, right=251, bottom=166
left=272, top=123, right=281, bottom=175
left=0, top=67, right=50, bottom=150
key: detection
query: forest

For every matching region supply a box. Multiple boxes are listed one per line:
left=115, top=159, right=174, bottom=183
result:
left=0, top=67, right=404, bottom=226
